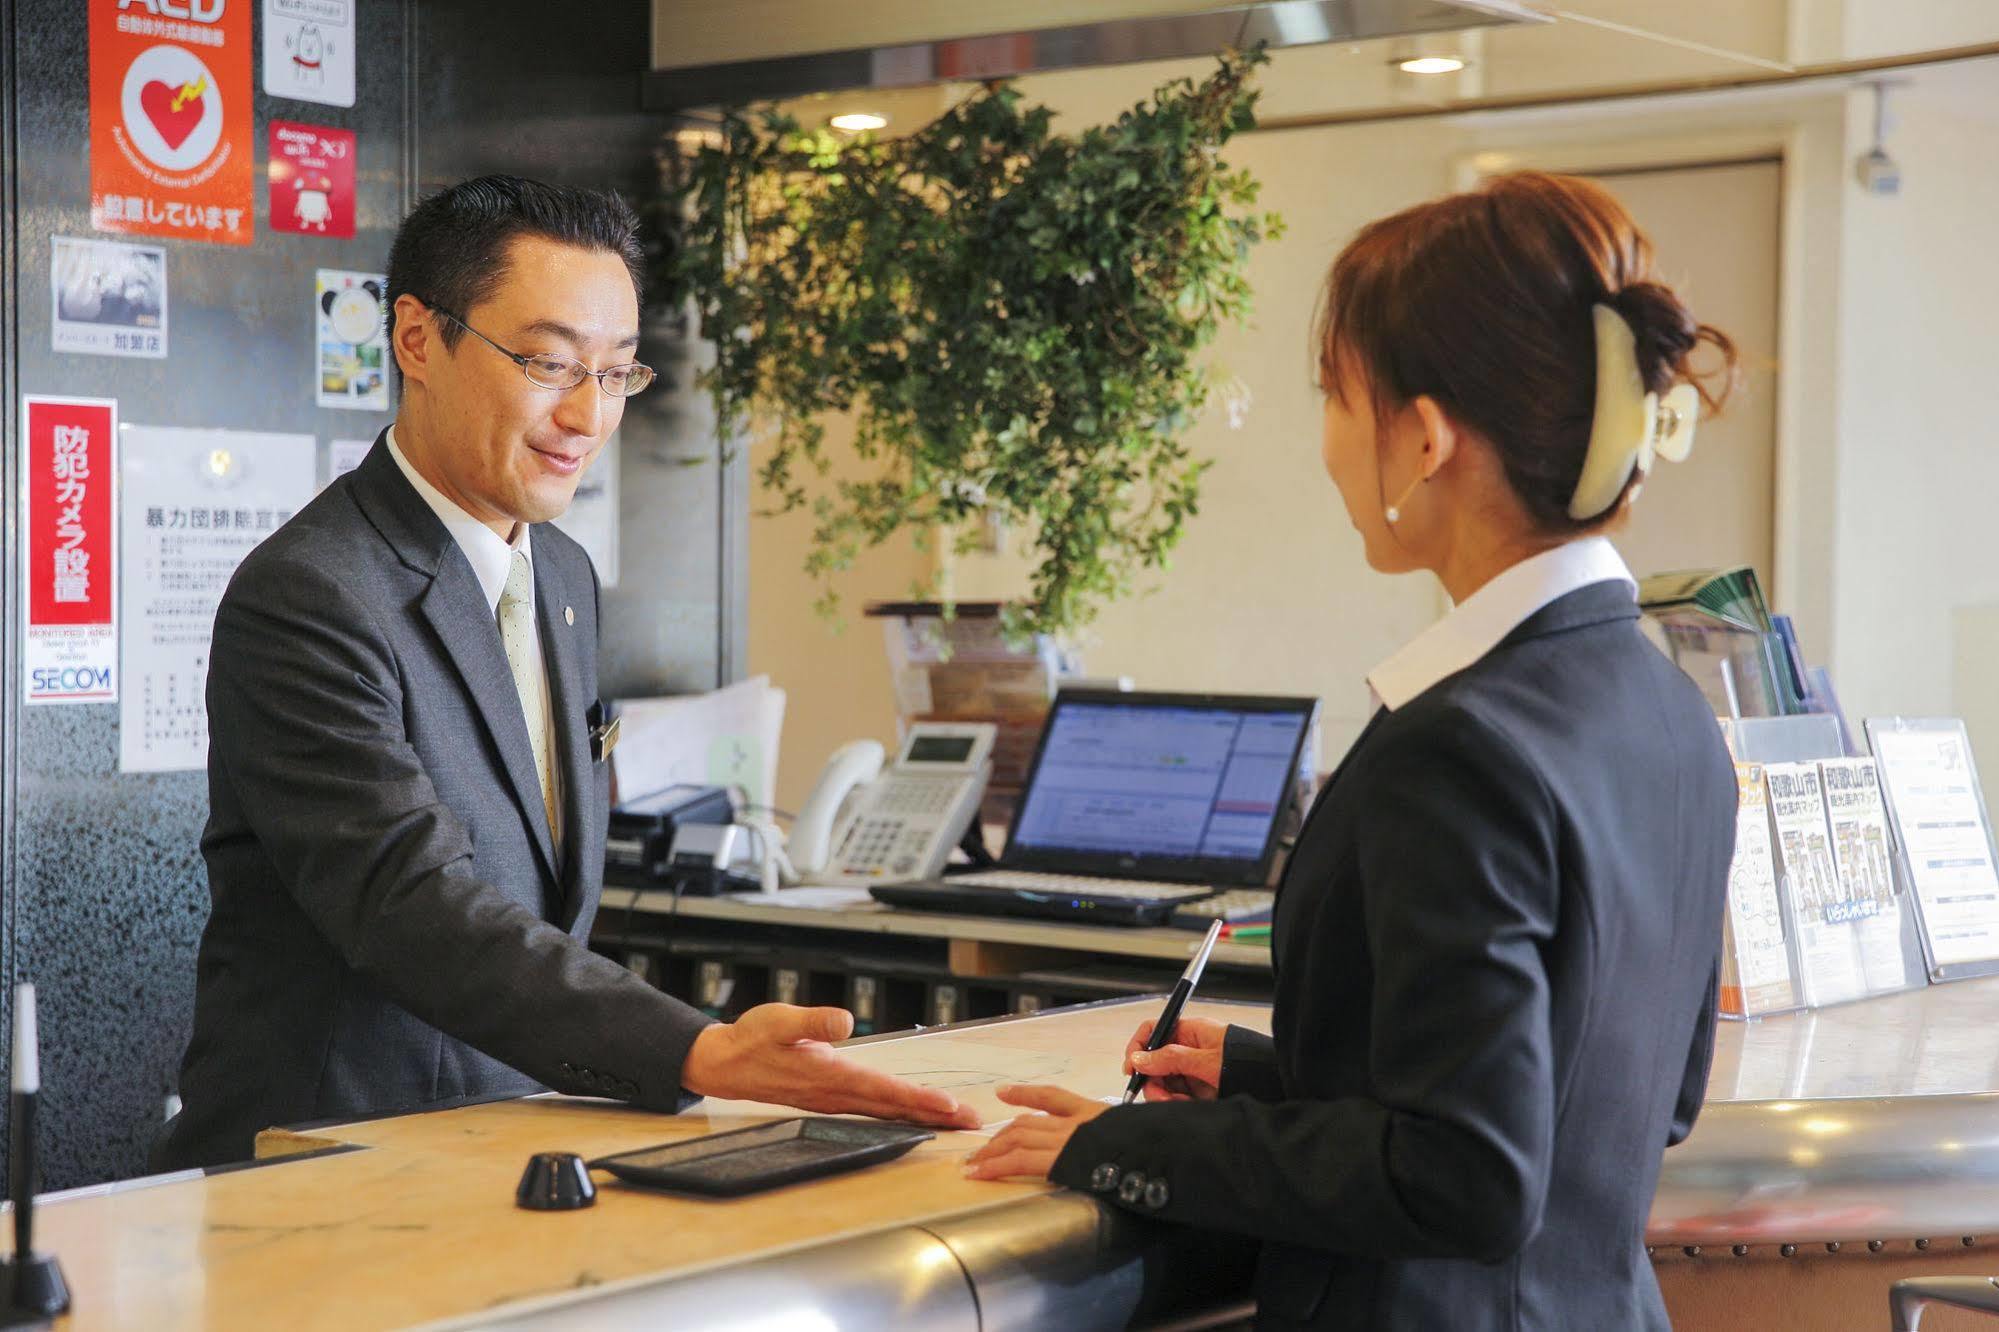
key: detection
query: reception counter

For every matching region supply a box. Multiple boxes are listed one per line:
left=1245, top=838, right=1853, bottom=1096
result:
left=30, top=980, right=1999, bottom=1329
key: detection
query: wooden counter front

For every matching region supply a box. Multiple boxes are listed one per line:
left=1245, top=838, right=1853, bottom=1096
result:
left=34, top=998, right=1267, bottom=1331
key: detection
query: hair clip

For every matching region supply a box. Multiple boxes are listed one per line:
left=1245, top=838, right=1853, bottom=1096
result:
left=1568, top=304, right=1700, bottom=521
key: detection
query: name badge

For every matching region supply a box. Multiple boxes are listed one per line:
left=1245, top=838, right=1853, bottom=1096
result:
left=588, top=703, right=620, bottom=763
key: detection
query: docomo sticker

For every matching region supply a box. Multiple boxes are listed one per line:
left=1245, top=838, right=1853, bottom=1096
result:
left=21, top=396, right=120, bottom=706
left=268, top=120, right=356, bottom=238
left=90, top=0, right=254, bottom=246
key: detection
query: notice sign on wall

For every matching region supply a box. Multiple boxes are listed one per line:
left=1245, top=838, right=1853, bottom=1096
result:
left=21, top=396, right=120, bottom=706
left=51, top=235, right=168, bottom=359
left=262, top=0, right=356, bottom=108
left=89, top=0, right=254, bottom=247
left=269, top=121, right=356, bottom=238
left=120, top=425, right=315, bottom=772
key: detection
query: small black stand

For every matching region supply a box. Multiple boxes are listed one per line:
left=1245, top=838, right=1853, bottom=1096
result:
left=955, top=815, right=998, bottom=870
left=0, top=1252, right=69, bottom=1325
left=515, top=1152, right=597, bottom=1211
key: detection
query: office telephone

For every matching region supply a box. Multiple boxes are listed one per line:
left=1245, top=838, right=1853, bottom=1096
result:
left=787, top=723, right=997, bottom=885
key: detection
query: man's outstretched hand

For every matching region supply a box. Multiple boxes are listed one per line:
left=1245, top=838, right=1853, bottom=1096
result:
left=681, top=1004, right=981, bottom=1130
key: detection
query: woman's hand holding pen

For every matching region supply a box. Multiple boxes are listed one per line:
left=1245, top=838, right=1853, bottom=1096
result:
left=1122, top=1016, right=1228, bottom=1101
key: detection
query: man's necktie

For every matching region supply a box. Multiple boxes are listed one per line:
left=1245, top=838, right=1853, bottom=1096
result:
left=497, top=550, right=556, bottom=838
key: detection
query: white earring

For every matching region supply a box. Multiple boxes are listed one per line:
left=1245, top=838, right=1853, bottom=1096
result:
left=1384, top=474, right=1423, bottom=525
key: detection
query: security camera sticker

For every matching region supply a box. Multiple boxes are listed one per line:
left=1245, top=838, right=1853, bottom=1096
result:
left=315, top=269, right=390, bottom=411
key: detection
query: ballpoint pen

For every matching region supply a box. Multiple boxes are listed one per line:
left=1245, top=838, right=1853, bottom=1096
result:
left=1122, top=919, right=1225, bottom=1105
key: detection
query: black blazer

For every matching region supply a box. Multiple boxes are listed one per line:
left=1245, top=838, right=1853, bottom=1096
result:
left=154, top=435, right=712, bottom=1170
left=1052, top=580, right=1736, bottom=1330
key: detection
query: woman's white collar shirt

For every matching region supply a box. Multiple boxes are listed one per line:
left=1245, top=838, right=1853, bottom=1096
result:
left=1366, top=536, right=1637, bottom=713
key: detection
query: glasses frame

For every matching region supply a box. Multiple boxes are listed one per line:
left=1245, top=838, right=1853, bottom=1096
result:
left=426, top=303, right=654, bottom=398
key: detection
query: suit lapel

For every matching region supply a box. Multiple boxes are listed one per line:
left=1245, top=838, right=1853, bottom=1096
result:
left=347, top=437, right=562, bottom=888
left=1300, top=707, right=1388, bottom=836
left=417, top=558, right=561, bottom=887
left=534, top=546, right=597, bottom=927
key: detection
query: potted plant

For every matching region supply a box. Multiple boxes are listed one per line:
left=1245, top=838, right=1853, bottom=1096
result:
left=666, top=47, right=1281, bottom=638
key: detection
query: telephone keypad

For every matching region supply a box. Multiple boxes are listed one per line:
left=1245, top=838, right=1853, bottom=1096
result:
left=831, top=777, right=968, bottom=878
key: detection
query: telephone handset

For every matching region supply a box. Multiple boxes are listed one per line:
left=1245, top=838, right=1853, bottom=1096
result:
left=788, top=723, right=997, bottom=885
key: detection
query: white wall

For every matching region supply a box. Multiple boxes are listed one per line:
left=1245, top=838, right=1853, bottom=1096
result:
left=748, top=45, right=1999, bottom=794
left=1792, top=0, right=1999, bottom=63
left=1827, top=60, right=1999, bottom=771
left=946, top=81, right=1846, bottom=770
left=747, top=411, right=932, bottom=813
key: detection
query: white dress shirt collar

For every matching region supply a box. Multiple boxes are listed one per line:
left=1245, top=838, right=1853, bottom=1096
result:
left=385, top=426, right=530, bottom=614
left=1366, top=536, right=1636, bottom=713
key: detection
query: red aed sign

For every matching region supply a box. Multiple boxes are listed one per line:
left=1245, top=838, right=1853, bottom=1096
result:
left=268, top=120, right=356, bottom=238
left=21, top=396, right=120, bottom=705
left=88, top=0, right=255, bottom=246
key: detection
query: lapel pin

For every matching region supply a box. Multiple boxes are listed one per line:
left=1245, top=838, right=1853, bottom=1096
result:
left=564, top=606, right=574, bottom=626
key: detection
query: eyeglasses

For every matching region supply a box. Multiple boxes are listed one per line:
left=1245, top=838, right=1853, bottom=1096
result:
left=427, top=304, right=655, bottom=398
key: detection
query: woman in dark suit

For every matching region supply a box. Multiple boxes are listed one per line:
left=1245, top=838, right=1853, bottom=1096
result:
left=965, top=171, right=1742, bottom=1330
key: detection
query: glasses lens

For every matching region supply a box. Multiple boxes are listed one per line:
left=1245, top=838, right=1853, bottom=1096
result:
left=522, top=355, right=586, bottom=391
left=604, top=364, right=656, bottom=398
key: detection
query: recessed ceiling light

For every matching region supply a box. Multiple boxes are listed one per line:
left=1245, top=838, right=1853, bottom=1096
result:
left=1396, top=56, right=1466, bottom=75
left=830, top=112, right=888, bottom=132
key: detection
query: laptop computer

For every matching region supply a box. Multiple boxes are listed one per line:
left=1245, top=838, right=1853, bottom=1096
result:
left=869, top=689, right=1320, bottom=926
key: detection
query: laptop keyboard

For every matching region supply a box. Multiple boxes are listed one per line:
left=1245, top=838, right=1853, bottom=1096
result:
left=946, top=870, right=1214, bottom=902
left=1170, top=888, right=1275, bottom=927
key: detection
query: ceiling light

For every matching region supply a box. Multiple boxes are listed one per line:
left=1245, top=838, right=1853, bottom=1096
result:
left=829, top=112, right=888, bottom=132
left=1396, top=56, right=1465, bottom=75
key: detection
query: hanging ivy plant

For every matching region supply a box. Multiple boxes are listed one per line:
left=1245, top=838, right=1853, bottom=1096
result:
left=667, top=47, right=1281, bottom=637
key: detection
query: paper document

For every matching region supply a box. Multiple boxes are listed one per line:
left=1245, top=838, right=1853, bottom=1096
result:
left=1819, top=758, right=1910, bottom=991
left=119, top=426, right=315, bottom=772
left=751, top=887, right=878, bottom=910
left=1720, top=763, right=1797, bottom=1015
left=1765, top=762, right=1865, bottom=1006
left=612, top=676, right=786, bottom=812
left=1871, top=723, right=1999, bottom=969
left=832, top=1031, right=1123, bottom=1131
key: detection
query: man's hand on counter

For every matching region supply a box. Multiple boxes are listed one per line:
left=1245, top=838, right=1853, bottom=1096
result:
left=681, top=1004, right=982, bottom=1130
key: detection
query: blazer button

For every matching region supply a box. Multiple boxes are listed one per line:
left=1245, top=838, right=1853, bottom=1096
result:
left=1089, top=1163, right=1120, bottom=1193
left=1117, top=1172, right=1147, bottom=1205
left=1143, top=1178, right=1170, bottom=1210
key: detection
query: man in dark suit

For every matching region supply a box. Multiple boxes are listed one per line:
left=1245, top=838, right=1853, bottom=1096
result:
left=155, top=177, right=974, bottom=1170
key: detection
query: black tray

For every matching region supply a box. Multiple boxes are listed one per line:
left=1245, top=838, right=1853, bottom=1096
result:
left=589, top=1118, right=934, bottom=1197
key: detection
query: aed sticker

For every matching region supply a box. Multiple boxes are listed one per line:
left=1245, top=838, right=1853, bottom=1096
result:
left=89, top=0, right=254, bottom=246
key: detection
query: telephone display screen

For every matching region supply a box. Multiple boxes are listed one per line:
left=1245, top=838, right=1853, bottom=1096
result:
left=905, top=735, right=977, bottom=764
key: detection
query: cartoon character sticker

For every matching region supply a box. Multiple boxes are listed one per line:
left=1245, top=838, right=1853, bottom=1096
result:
left=315, top=270, right=389, bottom=411
left=263, top=0, right=357, bottom=108
left=269, top=121, right=355, bottom=238
left=286, top=23, right=328, bottom=87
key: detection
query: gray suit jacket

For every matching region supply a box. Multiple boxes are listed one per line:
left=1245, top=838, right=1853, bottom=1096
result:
left=155, top=433, right=711, bottom=1170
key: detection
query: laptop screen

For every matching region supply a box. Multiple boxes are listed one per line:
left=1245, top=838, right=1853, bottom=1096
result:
left=1002, top=690, right=1319, bottom=885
